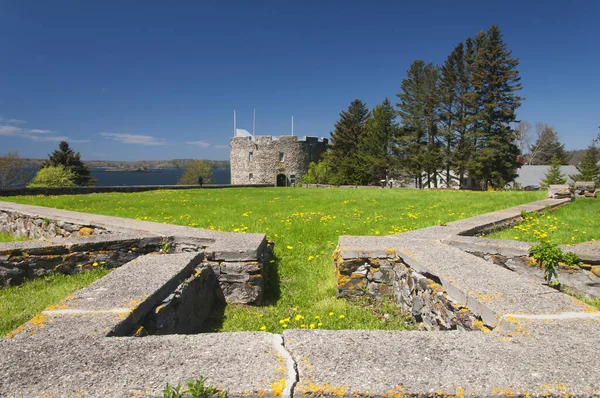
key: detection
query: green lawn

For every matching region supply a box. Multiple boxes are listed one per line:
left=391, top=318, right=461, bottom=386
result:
left=1, top=269, right=111, bottom=336
left=2, top=188, right=544, bottom=333
left=0, top=232, right=28, bottom=243
left=487, top=199, right=600, bottom=245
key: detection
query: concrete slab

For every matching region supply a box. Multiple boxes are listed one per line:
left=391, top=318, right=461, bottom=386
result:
left=0, top=332, right=287, bottom=398
left=0, top=200, right=268, bottom=262
left=338, top=234, right=597, bottom=327
left=61, top=252, right=202, bottom=312
left=444, top=198, right=570, bottom=236
left=284, top=326, right=600, bottom=397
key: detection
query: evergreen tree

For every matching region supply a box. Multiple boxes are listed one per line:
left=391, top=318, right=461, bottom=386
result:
left=553, top=143, right=570, bottom=165
left=329, top=99, right=371, bottom=184
left=356, top=98, right=397, bottom=185
left=468, top=25, right=523, bottom=189
left=540, top=157, right=567, bottom=188
left=528, top=124, right=570, bottom=165
left=439, top=41, right=477, bottom=188
left=43, top=141, right=94, bottom=186
left=570, top=144, right=600, bottom=184
left=396, top=60, right=441, bottom=188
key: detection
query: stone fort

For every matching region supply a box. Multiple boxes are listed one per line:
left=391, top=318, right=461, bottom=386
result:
left=230, top=135, right=328, bottom=186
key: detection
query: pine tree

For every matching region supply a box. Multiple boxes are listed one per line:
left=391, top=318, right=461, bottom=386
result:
left=570, top=144, right=600, bottom=184
left=396, top=60, right=441, bottom=188
left=329, top=99, right=371, bottom=184
left=439, top=41, right=477, bottom=188
left=540, top=157, right=567, bottom=188
left=43, top=141, right=94, bottom=186
left=356, top=98, right=397, bottom=185
left=552, top=141, right=571, bottom=165
left=468, top=25, right=523, bottom=189
left=528, top=124, right=570, bottom=165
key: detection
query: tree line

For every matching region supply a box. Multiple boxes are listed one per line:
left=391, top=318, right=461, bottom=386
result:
left=0, top=141, right=214, bottom=188
left=303, top=25, right=599, bottom=189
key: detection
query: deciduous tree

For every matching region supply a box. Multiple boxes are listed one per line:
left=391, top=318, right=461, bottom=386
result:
left=28, top=165, right=77, bottom=187
left=177, top=160, right=213, bottom=185
left=0, top=152, right=31, bottom=189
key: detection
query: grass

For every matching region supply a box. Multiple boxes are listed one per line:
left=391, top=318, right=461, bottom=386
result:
left=0, top=232, right=28, bottom=243
left=3, top=188, right=544, bottom=333
left=487, top=199, right=600, bottom=245
left=0, top=269, right=111, bottom=336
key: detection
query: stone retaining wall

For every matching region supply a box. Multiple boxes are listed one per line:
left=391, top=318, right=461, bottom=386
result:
left=3, top=198, right=600, bottom=396
left=0, top=201, right=272, bottom=305
left=0, top=236, right=163, bottom=286
left=134, top=266, right=224, bottom=336
left=0, top=184, right=272, bottom=197
left=335, top=254, right=480, bottom=331
left=0, top=209, right=111, bottom=239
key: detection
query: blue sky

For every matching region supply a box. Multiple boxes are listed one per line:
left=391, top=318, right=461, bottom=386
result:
left=0, top=0, right=598, bottom=161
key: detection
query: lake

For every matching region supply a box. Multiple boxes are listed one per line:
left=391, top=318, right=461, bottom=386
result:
left=90, top=168, right=231, bottom=186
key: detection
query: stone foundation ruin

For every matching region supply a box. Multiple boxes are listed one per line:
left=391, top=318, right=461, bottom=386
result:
left=2, top=197, right=600, bottom=397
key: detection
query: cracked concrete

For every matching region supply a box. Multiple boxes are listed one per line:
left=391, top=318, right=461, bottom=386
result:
left=2, top=197, right=600, bottom=396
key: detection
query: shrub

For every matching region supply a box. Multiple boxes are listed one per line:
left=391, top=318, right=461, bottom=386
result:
left=561, top=251, right=582, bottom=268
left=28, top=165, right=77, bottom=187
left=163, top=376, right=226, bottom=398
left=43, top=141, right=95, bottom=186
left=529, top=241, right=582, bottom=285
left=530, top=240, right=562, bottom=285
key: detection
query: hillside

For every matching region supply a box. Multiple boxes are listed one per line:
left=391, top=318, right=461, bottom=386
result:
left=20, top=158, right=230, bottom=171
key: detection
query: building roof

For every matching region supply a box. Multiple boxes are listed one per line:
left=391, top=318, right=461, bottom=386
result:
left=513, top=165, right=578, bottom=188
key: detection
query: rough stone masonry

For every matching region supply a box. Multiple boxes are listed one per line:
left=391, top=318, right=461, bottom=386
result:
left=0, top=201, right=273, bottom=304
left=2, top=197, right=600, bottom=396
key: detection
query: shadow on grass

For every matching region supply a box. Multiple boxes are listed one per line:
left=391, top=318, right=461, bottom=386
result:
left=263, top=251, right=281, bottom=305
left=202, top=252, right=281, bottom=332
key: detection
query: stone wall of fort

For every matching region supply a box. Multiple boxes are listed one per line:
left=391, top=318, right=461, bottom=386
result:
left=230, top=135, right=328, bottom=186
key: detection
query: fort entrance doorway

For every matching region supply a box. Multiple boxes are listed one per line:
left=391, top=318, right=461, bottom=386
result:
left=276, top=174, right=287, bottom=186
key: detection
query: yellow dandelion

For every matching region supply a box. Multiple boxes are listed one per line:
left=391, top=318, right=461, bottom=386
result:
left=260, top=325, right=267, bottom=331
left=317, top=322, right=323, bottom=327
left=309, top=324, right=315, bottom=329
left=287, top=245, right=293, bottom=250
left=339, top=315, right=345, bottom=319
left=328, top=312, right=334, bottom=316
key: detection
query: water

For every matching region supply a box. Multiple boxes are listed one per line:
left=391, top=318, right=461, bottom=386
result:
left=90, top=168, right=231, bottom=186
